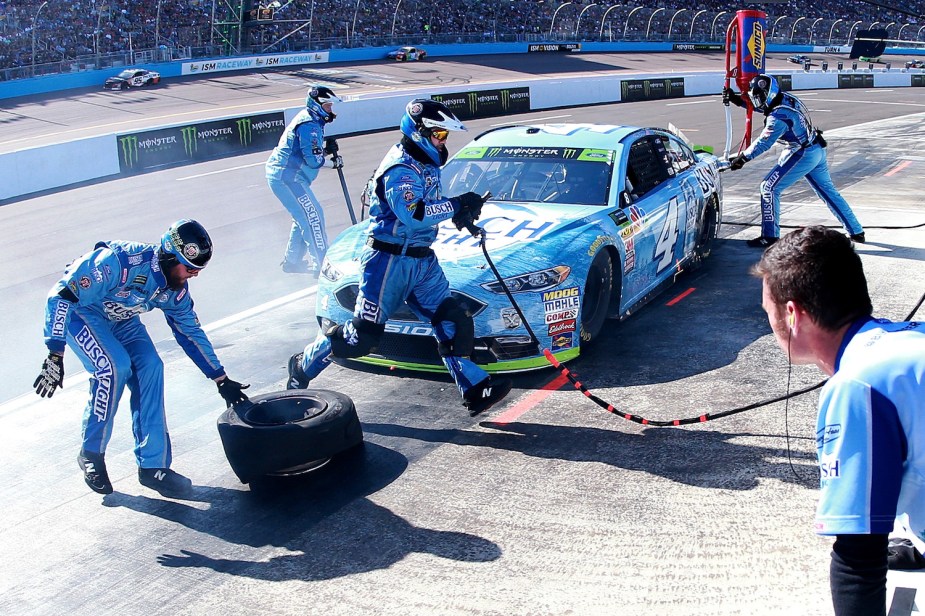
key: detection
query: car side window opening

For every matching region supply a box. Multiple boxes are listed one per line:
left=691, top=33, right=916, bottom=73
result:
left=624, top=137, right=672, bottom=203
left=660, top=135, right=695, bottom=174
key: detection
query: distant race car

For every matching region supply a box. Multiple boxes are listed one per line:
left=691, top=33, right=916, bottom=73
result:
left=387, top=46, right=427, bottom=62
left=859, top=55, right=881, bottom=63
left=315, top=123, right=723, bottom=373
left=906, top=59, right=925, bottom=69
left=787, top=54, right=811, bottom=65
left=104, top=68, right=161, bottom=90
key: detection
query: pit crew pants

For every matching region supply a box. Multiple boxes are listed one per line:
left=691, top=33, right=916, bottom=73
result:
left=66, top=310, right=172, bottom=469
left=758, top=144, right=863, bottom=239
left=268, top=174, right=329, bottom=269
left=300, top=247, right=489, bottom=397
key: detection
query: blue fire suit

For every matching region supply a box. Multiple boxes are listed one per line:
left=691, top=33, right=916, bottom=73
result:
left=266, top=108, right=331, bottom=269
left=42, top=241, right=226, bottom=469
left=741, top=92, right=863, bottom=239
left=298, top=141, right=490, bottom=397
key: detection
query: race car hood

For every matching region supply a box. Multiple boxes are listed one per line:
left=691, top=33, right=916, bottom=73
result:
left=324, top=200, right=605, bottom=273
left=432, top=200, right=604, bottom=262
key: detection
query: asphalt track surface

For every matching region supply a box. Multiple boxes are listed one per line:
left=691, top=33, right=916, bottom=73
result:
left=2, top=52, right=925, bottom=615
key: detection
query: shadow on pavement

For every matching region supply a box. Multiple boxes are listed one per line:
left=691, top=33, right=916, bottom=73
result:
left=364, top=421, right=817, bottom=490
left=101, top=442, right=501, bottom=581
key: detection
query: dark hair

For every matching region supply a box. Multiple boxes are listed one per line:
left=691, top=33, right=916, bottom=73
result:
left=751, top=226, right=872, bottom=330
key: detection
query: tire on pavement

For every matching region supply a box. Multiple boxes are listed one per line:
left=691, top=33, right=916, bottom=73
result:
left=690, top=195, right=720, bottom=271
left=579, top=248, right=613, bottom=345
left=217, top=389, right=363, bottom=484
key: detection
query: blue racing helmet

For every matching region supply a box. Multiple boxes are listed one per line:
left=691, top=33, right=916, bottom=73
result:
left=306, top=85, right=341, bottom=122
left=400, top=98, right=467, bottom=165
left=159, top=219, right=212, bottom=270
left=748, top=74, right=780, bottom=113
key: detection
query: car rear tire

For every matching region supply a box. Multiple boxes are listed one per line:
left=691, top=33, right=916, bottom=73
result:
left=690, top=196, right=719, bottom=270
left=580, top=249, right=613, bottom=344
left=217, top=389, right=363, bottom=484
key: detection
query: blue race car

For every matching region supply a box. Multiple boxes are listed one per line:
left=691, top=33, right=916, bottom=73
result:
left=316, top=123, right=723, bottom=373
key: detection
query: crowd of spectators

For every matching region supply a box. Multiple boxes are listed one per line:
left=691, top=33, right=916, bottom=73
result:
left=0, top=0, right=921, bottom=71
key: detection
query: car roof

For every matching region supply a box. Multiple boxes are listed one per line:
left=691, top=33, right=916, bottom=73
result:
left=465, top=123, right=657, bottom=151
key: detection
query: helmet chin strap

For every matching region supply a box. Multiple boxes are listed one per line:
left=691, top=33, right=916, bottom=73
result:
left=157, top=249, right=178, bottom=274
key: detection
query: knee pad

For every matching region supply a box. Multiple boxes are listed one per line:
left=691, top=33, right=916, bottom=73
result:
left=327, top=318, right=384, bottom=358
left=432, top=297, right=474, bottom=357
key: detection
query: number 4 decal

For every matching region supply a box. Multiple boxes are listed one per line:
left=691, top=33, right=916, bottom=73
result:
left=654, top=196, right=680, bottom=273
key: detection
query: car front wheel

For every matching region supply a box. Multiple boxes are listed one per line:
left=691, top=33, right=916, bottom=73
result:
left=580, top=249, right=613, bottom=344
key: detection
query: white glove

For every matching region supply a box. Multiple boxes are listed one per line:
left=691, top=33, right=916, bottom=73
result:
left=323, top=155, right=344, bottom=169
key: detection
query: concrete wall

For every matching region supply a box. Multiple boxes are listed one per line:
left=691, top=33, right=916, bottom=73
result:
left=2, top=42, right=923, bottom=202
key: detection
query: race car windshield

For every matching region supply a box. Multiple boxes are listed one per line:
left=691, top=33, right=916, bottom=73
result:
left=118, top=70, right=135, bottom=78
left=443, top=153, right=612, bottom=206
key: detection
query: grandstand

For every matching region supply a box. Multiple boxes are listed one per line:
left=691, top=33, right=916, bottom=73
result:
left=1, top=0, right=922, bottom=79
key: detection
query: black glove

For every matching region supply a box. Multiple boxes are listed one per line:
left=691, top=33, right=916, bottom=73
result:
left=723, top=87, right=745, bottom=108
left=34, top=352, right=65, bottom=398
left=324, top=137, right=339, bottom=155
left=449, top=193, right=481, bottom=232
left=216, top=377, right=250, bottom=408
left=458, top=191, right=484, bottom=217
left=729, top=153, right=748, bottom=171
left=330, top=155, right=344, bottom=169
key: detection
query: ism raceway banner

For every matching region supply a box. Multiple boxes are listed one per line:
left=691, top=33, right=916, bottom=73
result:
left=431, top=87, right=531, bottom=121
left=117, top=112, right=286, bottom=173
left=181, top=51, right=330, bottom=75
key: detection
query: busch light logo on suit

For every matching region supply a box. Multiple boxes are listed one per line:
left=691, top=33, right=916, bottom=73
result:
left=75, top=326, right=114, bottom=421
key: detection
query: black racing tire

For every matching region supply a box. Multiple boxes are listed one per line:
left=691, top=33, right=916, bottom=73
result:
left=119, top=82, right=128, bottom=91
left=217, top=389, right=363, bottom=484
left=580, top=249, right=613, bottom=345
left=690, top=196, right=720, bottom=271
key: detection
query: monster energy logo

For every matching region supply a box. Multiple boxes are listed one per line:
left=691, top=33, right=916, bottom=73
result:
left=487, top=147, right=503, bottom=157
left=468, top=92, right=479, bottom=114
left=181, top=126, right=198, bottom=157
left=563, top=148, right=579, bottom=159
left=501, top=89, right=510, bottom=110
left=236, top=118, right=252, bottom=146
left=119, top=135, right=138, bottom=168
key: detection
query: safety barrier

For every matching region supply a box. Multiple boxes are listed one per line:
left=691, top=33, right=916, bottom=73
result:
left=2, top=48, right=924, bottom=202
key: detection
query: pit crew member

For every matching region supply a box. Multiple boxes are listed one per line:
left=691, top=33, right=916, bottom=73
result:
left=724, top=74, right=865, bottom=248
left=287, top=98, right=512, bottom=416
left=33, top=220, right=250, bottom=498
left=266, top=85, right=344, bottom=274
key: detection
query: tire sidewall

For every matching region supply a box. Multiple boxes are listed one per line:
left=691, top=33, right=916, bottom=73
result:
left=580, top=249, right=613, bottom=344
left=217, top=389, right=362, bottom=483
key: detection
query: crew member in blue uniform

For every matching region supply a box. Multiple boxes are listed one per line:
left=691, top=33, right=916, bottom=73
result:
left=753, top=226, right=925, bottom=615
left=34, top=220, right=250, bottom=497
left=266, top=85, right=344, bottom=274
left=725, top=74, right=865, bottom=247
left=287, top=98, right=512, bottom=417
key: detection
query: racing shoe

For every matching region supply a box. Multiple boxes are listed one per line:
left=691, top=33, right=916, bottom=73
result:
left=287, top=352, right=311, bottom=390
left=463, top=377, right=513, bottom=417
left=746, top=235, right=779, bottom=248
left=138, top=467, right=193, bottom=498
left=78, top=450, right=113, bottom=495
left=850, top=232, right=866, bottom=244
left=281, top=260, right=319, bottom=276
